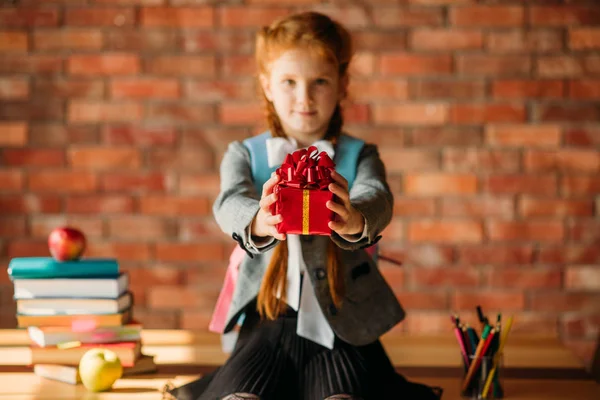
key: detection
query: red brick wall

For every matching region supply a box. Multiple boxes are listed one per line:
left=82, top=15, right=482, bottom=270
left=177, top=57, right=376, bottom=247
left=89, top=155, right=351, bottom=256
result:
left=1, top=0, right=599, bottom=366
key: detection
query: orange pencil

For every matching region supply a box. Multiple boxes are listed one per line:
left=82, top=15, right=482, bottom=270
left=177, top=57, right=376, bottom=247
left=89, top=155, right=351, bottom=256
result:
left=461, top=326, right=496, bottom=392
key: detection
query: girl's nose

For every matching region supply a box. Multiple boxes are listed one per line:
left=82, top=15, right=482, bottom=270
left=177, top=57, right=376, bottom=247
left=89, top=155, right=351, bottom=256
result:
left=296, top=83, right=312, bottom=106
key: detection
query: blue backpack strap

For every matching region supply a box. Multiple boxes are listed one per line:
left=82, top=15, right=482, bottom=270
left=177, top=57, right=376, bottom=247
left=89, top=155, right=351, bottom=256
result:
left=334, top=134, right=364, bottom=189
left=243, top=131, right=277, bottom=195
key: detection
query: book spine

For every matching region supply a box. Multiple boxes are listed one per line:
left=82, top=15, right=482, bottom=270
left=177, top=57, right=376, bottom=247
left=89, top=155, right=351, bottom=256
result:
left=8, top=258, right=119, bottom=279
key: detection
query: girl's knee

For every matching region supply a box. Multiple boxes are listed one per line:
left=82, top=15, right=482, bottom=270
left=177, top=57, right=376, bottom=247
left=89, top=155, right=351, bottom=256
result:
left=222, top=393, right=261, bottom=400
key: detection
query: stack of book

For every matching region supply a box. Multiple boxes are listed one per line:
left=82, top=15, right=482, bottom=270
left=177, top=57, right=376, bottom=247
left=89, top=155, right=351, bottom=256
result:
left=7, top=257, right=156, bottom=384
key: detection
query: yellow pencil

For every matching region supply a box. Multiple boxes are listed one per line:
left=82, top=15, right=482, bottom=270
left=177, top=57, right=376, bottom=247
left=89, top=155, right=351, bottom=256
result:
left=482, top=315, right=514, bottom=399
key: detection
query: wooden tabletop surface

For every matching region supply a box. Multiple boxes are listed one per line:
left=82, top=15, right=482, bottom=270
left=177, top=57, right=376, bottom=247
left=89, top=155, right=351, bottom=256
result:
left=0, top=329, right=598, bottom=399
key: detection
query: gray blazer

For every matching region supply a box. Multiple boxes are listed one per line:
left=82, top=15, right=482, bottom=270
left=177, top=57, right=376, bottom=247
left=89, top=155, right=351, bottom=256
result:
left=212, top=137, right=405, bottom=346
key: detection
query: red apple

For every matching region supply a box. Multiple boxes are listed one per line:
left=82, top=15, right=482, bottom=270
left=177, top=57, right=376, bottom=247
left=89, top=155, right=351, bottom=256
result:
left=48, top=227, right=86, bottom=261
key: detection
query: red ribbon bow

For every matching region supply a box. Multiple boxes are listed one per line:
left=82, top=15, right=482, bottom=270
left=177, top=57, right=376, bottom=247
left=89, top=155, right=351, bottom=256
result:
left=275, top=146, right=335, bottom=190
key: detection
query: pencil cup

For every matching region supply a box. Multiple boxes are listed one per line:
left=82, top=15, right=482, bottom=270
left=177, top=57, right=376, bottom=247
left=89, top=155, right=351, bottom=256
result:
left=461, top=354, right=504, bottom=399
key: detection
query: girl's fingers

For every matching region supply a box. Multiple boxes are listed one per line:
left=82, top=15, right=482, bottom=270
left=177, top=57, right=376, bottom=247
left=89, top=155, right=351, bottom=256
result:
left=329, top=183, right=350, bottom=205
left=331, top=171, right=349, bottom=191
left=261, top=173, right=280, bottom=197
left=259, top=192, right=278, bottom=210
left=265, top=214, right=283, bottom=226
left=327, top=200, right=349, bottom=222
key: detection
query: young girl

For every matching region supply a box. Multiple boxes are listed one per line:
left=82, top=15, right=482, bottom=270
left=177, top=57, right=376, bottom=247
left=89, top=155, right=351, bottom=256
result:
left=166, top=11, right=442, bottom=400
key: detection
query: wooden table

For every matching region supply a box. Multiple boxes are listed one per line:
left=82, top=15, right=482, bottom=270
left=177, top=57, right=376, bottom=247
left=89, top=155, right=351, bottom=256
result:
left=0, top=330, right=598, bottom=399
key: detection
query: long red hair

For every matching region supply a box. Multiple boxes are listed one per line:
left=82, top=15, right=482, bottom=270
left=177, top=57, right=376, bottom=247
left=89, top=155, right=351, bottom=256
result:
left=254, top=12, right=353, bottom=320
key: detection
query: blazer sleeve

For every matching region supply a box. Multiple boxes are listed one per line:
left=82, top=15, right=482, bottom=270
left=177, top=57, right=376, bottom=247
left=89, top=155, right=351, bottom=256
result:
left=331, top=143, right=394, bottom=251
left=212, top=141, right=279, bottom=256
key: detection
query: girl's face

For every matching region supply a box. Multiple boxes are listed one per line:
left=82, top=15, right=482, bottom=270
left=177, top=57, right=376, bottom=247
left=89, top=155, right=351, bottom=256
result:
left=260, top=48, right=346, bottom=146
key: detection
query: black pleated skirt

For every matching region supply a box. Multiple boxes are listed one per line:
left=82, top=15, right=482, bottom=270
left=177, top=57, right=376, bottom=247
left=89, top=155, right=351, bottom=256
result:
left=167, top=302, right=442, bottom=400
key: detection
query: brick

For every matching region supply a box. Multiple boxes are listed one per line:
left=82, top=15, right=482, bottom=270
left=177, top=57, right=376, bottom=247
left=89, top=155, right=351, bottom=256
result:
left=147, top=149, right=214, bottom=172
left=373, top=104, right=448, bottom=125
left=180, top=311, right=212, bottom=332
left=404, top=173, right=477, bottom=195
left=349, top=52, right=377, bottom=77
left=394, top=291, right=448, bottom=310
left=69, top=101, right=143, bottom=122
left=343, top=103, right=370, bottom=124
left=93, top=0, right=163, bottom=4
left=373, top=7, right=443, bottom=27
left=562, top=314, right=600, bottom=339
left=149, top=285, right=219, bottom=309
left=132, top=309, right=178, bottom=329
left=410, top=127, right=483, bottom=147
left=0, top=55, right=62, bottom=75
left=0, top=8, right=59, bottom=27
left=0, top=78, right=28, bottom=100
left=33, top=30, right=103, bottom=50
left=411, top=267, right=480, bottom=288
left=348, top=127, right=407, bottom=148
left=28, top=171, right=97, bottom=192
left=88, top=242, right=151, bottom=262
left=487, top=221, right=564, bottom=242
left=492, top=79, right=564, bottom=99
left=146, top=103, right=215, bottom=124
left=561, top=176, right=600, bottom=196
left=34, top=79, right=104, bottom=99
left=0, top=217, right=26, bottom=238
left=441, top=197, right=514, bottom=218
left=380, top=149, right=439, bottom=173
left=7, top=240, right=49, bottom=258
left=529, top=6, right=600, bottom=26
left=567, top=124, right=600, bottom=146
left=102, top=125, right=177, bottom=147
left=408, top=221, right=483, bottom=243
left=502, top=312, right=559, bottom=336
left=219, top=103, right=262, bottom=125
left=220, top=55, right=255, bottom=77
left=108, top=217, right=176, bottom=239
left=382, top=218, right=404, bottom=242
left=349, top=79, right=409, bottom=101
left=0, top=123, right=27, bottom=146
left=101, top=172, right=169, bottom=192
left=452, top=291, right=525, bottom=311
left=179, top=174, right=220, bottom=196
left=484, top=267, right=562, bottom=289
left=182, top=127, right=250, bottom=152
left=487, top=30, right=563, bottom=53
left=110, top=78, right=180, bottom=99
left=184, top=80, right=255, bottom=101
left=389, top=244, right=455, bottom=267
left=219, top=7, right=291, bottom=28
left=309, top=5, right=371, bottom=29
left=68, top=54, right=140, bottom=75
left=457, top=55, right=531, bottom=76
left=443, top=149, right=520, bottom=172
left=486, top=124, right=561, bottom=147
left=537, top=55, right=600, bottom=77
left=179, top=218, right=226, bottom=241
left=519, top=197, right=594, bottom=218
left=530, top=292, right=600, bottom=312
left=0, top=101, right=63, bottom=121
left=410, top=80, right=485, bottom=100
left=569, top=80, right=600, bottom=99
left=567, top=220, right=600, bottom=242
left=144, top=55, right=216, bottom=77
left=535, top=103, right=600, bottom=122
left=66, top=195, right=134, bottom=214
left=0, top=194, right=61, bottom=214
left=106, top=30, right=180, bottom=52
left=525, top=150, right=600, bottom=173
left=409, top=0, right=473, bottom=4
left=65, top=7, right=135, bottom=26
left=29, top=124, right=98, bottom=146
left=139, top=196, right=210, bottom=216
left=451, top=6, right=524, bottom=27
left=569, top=28, right=600, bottom=50
left=380, top=54, right=452, bottom=76
left=458, top=245, right=534, bottom=265
left=0, top=32, right=28, bottom=52
left=353, top=31, right=407, bottom=51
left=485, top=174, right=557, bottom=195
left=2, top=149, right=65, bottom=167
left=155, top=242, right=225, bottom=262
left=393, top=198, right=436, bottom=217
left=410, top=29, right=483, bottom=50
left=403, top=311, right=453, bottom=335
left=181, top=31, right=254, bottom=53
left=69, top=147, right=141, bottom=170
left=538, top=244, right=600, bottom=265
left=141, top=7, right=214, bottom=27
left=451, top=103, right=526, bottom=124
left=29, top=216, right=104, bottom=239
left=565, top=266, right=600, bottom=291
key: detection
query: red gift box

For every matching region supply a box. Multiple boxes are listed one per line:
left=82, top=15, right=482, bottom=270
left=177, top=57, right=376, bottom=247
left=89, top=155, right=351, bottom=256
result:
left=272, top=146, right=335, bottom=236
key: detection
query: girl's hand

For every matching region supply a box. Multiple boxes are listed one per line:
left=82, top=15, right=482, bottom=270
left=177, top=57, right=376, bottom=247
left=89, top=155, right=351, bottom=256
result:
left=327, top=171, right=365, bottom=236
left=251, top=172, right=286, bottom=241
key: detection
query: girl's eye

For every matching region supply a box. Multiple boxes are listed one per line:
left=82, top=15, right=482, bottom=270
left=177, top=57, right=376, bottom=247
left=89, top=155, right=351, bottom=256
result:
left=315, top=78, right=329, bottom=85
left=283, top=79, right=295, bottom=86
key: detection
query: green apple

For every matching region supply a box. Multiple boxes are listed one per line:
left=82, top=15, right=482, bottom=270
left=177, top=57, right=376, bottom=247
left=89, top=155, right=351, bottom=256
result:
left=78, top=348, right=123, bottom=392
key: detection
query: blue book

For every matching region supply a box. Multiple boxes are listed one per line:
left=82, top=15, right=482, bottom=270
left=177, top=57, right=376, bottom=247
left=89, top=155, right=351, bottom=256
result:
left=8, top=257, right=119, bottom=279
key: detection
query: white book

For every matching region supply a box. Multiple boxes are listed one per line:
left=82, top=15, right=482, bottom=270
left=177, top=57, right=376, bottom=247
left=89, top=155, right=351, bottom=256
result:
left=13, top=273, right=128, bottom=299
left=28, top=323, right=142, bottom=347
left=17, top=292, right=132, bottom=316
